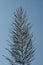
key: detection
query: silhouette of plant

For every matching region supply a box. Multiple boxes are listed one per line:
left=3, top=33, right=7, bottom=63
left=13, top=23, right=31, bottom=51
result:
left=4, top=7, right=35, bottom=65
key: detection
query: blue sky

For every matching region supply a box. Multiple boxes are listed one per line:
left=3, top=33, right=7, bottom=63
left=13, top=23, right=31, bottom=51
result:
left=0, top=0, right=43, bottom=65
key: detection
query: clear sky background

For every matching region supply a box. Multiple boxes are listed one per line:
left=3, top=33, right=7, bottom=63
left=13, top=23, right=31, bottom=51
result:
left=0, top=0, right=43, bottom=65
